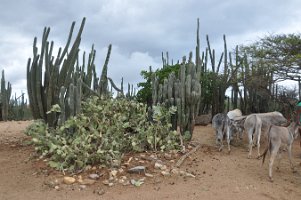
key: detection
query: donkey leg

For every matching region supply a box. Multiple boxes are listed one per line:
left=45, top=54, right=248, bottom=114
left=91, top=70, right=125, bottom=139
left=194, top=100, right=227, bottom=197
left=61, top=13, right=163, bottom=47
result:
left=269, top=150, right=277, bottom=182
left=247, top=131, right=253, bottom=159
left=288, top=145, right=296, bottom=173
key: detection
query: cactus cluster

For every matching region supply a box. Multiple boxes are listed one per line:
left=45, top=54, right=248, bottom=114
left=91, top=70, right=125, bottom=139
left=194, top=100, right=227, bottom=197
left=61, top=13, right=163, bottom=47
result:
left=152, top=54, right=202, bottom=141
left=0, top=70, right=12, bottom=121
left=27, top=18, right=120, bottom=127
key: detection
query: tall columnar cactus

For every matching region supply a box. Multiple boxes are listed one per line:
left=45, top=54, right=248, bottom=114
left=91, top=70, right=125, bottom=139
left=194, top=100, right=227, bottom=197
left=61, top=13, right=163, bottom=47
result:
left=0, top=70, right=12, bottom=121
left=152, top=55, right=202, bottom=141
left=27, top=18, right=122, bottom=127
left=27, top=18, right=86, bottom=127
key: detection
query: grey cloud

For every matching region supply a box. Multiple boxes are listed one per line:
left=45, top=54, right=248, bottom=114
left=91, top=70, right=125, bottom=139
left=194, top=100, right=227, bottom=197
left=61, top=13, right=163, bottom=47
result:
left=1, top=0, right=301, bottom=96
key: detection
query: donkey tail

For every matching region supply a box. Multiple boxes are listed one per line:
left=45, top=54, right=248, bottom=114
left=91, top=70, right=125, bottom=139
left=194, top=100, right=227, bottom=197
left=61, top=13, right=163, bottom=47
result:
left=257, top=124, right=272, bottom=165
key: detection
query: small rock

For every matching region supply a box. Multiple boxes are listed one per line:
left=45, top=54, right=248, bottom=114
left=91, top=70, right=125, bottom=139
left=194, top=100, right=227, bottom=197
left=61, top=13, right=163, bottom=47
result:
left=54, top=186, right=60, bottom=190
left=110, top=170, right=118, bottom=177
left=161, top=171, right=171, bottom=176
left=164, top=153, right=172, bottom=160
left=63, top=176, right=76, bottom=185
left=120, top=176, right=127, bottom=180
left=150, top=154, right=157, bottom=159
left=80, top=179, right=96, bottom=185
left=154, top=162, right=163, bottom=169
left=127, top=166, right=146, bottom=174
left=145, top=173, right=154, bottom=177
left=171, top=168, right=179, bottom=175
left=118, top=178, right=126, bottom=184
left=184, top=172, right=196, bottom=178
left=130, top=179, right=144, bottom=187
left=89, top=173, right=100, bottom=180
left=102, top=180, right=110, bottom=185
left=154, top=161, right=167, bottom=170
left=108, top=183, right=114, bottom=187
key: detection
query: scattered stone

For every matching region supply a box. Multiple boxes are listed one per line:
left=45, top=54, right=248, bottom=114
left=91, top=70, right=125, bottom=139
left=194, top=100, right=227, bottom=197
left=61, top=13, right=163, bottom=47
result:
left=54, top=186, right=60, bottom=190
left=89, top=173, right=100, bottom=180
left=164, top=153, right=172, bottom=160
left=183, top=172, right=196, bottom=178
left=161, top=171, right=171, bottom=176
left=118, top=178, right=126, bottom=184
left=130, top=179, right=144, bottom=187
left=150, top=154, right=157, bottom=160
left=154, top=161, right=167, bottom=170
left=102, top=180, right=110, bottom=185
left=110, top=170, right=118, bottom=177
left=63, top=176, right=76, bottom=185
left=145, top=173, right=154, bottom=177
left=127, top=166, right=146, bottom=174
left=80, top=179, right=96, bottom=185
left=171, top=168, right=179, bottom=175
left=102, top=180, right=114, bottom=187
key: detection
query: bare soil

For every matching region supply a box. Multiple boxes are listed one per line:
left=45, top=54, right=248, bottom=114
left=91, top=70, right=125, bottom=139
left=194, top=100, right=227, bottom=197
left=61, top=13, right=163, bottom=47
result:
left=0, top=121, right=301, bottom=200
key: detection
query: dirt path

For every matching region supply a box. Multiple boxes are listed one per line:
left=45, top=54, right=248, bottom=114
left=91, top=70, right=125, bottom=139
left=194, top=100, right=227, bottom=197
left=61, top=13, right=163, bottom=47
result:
left=0, top=121, right=301, bottom=200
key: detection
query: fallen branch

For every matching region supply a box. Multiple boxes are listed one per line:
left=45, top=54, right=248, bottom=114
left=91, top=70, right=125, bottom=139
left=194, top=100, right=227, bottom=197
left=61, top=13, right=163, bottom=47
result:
left=175, top=144, right=202, bottom=168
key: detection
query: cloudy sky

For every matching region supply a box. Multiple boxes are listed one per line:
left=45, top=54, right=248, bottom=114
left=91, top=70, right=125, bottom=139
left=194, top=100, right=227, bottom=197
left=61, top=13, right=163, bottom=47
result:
left=1, top=0, right=301, bottom=97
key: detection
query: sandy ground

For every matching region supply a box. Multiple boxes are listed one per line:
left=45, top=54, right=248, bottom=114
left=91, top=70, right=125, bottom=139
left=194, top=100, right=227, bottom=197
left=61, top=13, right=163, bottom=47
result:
left=0, top=121, right=301, bottom=200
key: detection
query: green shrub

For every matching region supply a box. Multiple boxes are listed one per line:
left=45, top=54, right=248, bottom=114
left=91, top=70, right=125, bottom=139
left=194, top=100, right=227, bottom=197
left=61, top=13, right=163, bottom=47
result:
left=25, top=96, right=180, bottom=172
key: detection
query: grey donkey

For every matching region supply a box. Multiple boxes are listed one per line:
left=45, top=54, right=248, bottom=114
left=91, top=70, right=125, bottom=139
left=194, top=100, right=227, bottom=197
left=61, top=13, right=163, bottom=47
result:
left=257, top=122, right=299, bottom=182
left=244, top=111, right=287, bottom=158
left=212, top=113, right=231, bottom=152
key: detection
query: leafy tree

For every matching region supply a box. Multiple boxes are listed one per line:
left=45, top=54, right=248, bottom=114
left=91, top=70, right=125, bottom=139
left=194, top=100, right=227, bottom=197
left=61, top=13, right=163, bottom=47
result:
left=136, top=64, right=180, bottom=105
left=238, top=33, right=301, bottom=112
